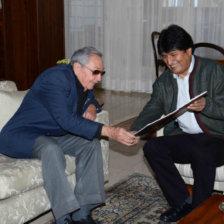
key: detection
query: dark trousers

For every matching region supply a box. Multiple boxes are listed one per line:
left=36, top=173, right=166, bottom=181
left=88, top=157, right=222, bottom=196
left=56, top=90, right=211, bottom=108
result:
left=143, top=133, right=224, bottom=209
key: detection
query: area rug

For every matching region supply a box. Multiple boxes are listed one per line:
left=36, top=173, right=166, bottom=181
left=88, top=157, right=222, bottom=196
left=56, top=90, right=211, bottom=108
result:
left=92, top=173, right=170, bottom=224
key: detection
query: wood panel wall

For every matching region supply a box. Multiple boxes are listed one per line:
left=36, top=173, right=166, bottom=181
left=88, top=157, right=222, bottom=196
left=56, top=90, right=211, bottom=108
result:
left=0, top=9, right=4, bottom=78
left=0, top=0, right=65, bottom=90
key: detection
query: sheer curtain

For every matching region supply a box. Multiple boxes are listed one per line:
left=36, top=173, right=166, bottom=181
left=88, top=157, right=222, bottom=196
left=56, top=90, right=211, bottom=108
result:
left=64, top=0, right=224, bottom=93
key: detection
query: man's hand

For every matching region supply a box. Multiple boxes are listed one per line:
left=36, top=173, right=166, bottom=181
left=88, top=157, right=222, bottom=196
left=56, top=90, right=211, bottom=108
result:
left=83, top=104, right=97, bottom=120
left=187, top=97, right=206, bottom=112
left=102, top=126, right=140, bottom=146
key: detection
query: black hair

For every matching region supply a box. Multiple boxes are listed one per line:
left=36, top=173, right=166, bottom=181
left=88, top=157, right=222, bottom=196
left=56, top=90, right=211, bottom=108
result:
left=157, top=24, right=194, bottom=55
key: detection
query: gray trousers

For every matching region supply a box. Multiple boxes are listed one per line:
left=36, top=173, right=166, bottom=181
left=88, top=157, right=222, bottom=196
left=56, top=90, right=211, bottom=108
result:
left=31, top=134, right=105, bottom=220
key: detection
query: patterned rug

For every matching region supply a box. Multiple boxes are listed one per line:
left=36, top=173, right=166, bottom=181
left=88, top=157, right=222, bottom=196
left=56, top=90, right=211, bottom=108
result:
left=92, top=173, right=169, bottom=224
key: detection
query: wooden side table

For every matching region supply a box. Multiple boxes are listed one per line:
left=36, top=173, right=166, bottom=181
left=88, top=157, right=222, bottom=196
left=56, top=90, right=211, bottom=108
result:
left=178, top=194, right=224, bottom=224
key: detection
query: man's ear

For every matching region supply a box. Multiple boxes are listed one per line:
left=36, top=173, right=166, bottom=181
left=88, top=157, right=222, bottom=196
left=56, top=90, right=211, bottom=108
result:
left=73, top=62, right=81, bottom=75
left=186, top=48, right=192, bottom=55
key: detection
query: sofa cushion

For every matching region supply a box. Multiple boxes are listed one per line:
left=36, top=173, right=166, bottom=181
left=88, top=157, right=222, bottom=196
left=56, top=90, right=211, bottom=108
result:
left=0, top=90, right=28, bottom=131
left=0, top=174, right=76, bottom=224
left=0, top=153, right=76, bottom=200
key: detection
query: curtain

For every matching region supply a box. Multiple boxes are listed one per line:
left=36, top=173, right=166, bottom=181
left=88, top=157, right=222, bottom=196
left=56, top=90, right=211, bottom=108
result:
left=64, top=0, right=224, bottom=93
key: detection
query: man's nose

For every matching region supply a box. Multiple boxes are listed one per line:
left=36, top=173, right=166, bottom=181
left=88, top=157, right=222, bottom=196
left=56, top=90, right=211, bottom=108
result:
left=97, top=74, right=102, bottom=81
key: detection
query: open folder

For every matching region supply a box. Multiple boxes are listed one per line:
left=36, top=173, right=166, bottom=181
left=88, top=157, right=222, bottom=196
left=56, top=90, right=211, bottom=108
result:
left=134, top=91, right=207, bottom=136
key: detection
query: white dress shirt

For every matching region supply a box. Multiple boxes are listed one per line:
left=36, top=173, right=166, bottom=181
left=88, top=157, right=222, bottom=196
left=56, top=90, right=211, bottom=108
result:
left=173, top=56, right=203, bottom=134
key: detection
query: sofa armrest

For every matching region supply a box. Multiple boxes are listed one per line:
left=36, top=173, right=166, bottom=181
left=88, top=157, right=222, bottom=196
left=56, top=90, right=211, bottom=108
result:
left=95, top=110, right=109, bottom=125
left=0, top=80, right=18, bottom=91
left=0, top=90, right=28, bottom=131
left=95, top=110, right=110, bottom=182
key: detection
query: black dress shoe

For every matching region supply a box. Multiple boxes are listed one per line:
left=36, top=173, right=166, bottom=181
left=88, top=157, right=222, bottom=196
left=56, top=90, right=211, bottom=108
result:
left=160, top=201, right=192, bottom=222
left=73, top=215, right=96, bottom=224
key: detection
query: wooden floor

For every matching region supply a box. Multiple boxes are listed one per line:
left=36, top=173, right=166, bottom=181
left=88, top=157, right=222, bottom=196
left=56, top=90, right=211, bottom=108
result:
left=178, top=194, right=224, bottom=224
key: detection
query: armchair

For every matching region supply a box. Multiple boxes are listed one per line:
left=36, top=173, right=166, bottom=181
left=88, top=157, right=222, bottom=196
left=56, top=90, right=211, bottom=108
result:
left=151, top=31, right=166, bottom=78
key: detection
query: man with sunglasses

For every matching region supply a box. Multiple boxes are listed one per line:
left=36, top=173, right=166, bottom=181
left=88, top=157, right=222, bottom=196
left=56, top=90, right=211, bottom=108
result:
left=0, top=46, right=138, bottom=224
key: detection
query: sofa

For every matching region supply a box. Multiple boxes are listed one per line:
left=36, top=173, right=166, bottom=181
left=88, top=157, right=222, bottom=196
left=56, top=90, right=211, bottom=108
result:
left=0, top=81, right=110, bottom=224
left=156, top=129, right=224, bottom=192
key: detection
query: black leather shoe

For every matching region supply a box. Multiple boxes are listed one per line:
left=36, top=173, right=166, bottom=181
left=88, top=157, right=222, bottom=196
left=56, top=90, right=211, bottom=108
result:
left=160, top=201, right=192, bottom=222
left=73, top=215, right=96, bottom=224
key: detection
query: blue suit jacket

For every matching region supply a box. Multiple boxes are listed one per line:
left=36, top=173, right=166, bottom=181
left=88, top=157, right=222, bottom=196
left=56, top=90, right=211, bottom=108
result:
left=0, top=65, right=101, bottom=158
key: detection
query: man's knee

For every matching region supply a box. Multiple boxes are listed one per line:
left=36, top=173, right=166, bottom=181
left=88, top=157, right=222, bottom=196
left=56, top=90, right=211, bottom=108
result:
left=35, top=137, right=63, bottom=161
left=90, top=139, right=101, bottom=154
left=44, top=143, right=61, bottom=156
left=78, top=138, right=101, bottom=157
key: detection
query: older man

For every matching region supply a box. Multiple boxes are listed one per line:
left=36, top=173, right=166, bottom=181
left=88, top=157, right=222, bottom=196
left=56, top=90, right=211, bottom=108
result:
left=0, top=47, right=138, bottom=224
left=131, top=25, right=224, bottom=222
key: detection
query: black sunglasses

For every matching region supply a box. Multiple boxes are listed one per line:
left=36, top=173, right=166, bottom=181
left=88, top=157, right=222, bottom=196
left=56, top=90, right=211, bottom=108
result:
left=80, top=63, right=106, bottom=76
